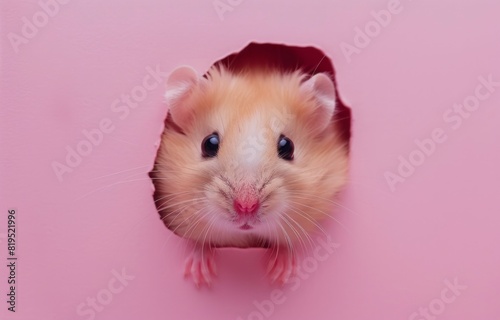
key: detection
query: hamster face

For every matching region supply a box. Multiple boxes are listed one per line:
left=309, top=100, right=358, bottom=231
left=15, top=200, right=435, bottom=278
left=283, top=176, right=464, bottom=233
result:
left=151, top=66, right=348, bottom=248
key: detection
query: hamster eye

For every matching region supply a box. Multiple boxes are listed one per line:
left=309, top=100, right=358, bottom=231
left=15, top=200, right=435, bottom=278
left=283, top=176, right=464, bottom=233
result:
left=277, top=135, right=294, bottom=161
left=202, top=132, right=220, bottom=158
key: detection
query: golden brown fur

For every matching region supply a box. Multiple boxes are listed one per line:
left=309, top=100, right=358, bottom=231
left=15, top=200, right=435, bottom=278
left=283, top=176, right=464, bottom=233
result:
left=151, top=66, right=348, bottom=249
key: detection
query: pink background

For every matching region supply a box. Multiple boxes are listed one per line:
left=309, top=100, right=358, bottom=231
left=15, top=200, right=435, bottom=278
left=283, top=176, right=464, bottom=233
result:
left=1, top=0, right=499, bottom=319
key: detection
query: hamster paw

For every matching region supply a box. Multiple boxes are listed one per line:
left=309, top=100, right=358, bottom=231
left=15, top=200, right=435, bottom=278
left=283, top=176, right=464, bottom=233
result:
left=266, top=249, right=297, bottom=285
left=184, top=244, right=217, bottom=287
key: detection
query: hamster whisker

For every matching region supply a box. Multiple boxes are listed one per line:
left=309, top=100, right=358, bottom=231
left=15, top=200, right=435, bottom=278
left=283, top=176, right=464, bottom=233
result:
left=275, top=216, right=294, bottom=254
left=282, top=214, right=314, bottom=252
left=284, top=166, right=347, bottom=178
left=153, top=191, right=198, bottom=204
left=160, top=204, right=205, bottom=231
left=153, top=164, right=202, bottom=173
left=86, top=164, right=151, bottom=181
left=264, top=220, right=280, bottom=263
left=180, top=207, right=216, bottom=241
left=311, top=54, right=327, bottom=76
left=158, top=203, right=207, bottom=220
left=149, top=177, right=200, bottom=181
left=157, top=197, right=207, bottom=213
left=164, top=206, right=211, bottom=249
left=283, top=173, right=335, bottom=183
left=169, top=207, right=211, bottom=240
left=286, top=205, right=330, bottom=241
left=149, top=170, right=201, bottom=177
left=278, top=214, right=305, bottom=249
left=150, top=167, right=205, bottom=178
left=190, top=215, right=218, bottom=250
left=88, top=166, right=204, bottom=191
left=201, top=215, right=219, bottom=262
left=156, top=197, right=207, bottom=216
left=287, top=197, right=349, bottom=222
left=161, top=199, right=210, bottom=220
left=75, top=178, right=155, bottom=201
left=286, top=200, right=351, bottom=233
left=159, top=198, right=208, bottom=218
left=287, top=193, right=359, bottom=217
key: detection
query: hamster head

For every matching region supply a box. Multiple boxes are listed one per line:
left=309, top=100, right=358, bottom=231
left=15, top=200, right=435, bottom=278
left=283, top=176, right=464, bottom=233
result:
left=152, top=65, right=348, bottom=247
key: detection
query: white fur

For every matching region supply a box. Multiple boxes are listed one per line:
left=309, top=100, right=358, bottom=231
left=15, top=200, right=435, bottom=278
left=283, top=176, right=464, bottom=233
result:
left=236, top=113, right=268, bottom=171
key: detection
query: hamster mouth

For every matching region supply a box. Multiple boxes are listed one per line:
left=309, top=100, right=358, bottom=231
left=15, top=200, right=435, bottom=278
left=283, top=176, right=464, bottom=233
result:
left=230, top=211, right=259, bottom=230
left=239, top=223, right=252, bottom=230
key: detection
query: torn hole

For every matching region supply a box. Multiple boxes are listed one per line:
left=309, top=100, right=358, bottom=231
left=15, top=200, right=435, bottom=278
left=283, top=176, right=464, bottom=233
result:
left=208, top=42, right=351, bottom=148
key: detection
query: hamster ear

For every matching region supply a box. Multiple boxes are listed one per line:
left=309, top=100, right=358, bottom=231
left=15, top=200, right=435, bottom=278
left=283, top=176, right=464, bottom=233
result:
left=301, top=73, right=337, bottom=132
left=165, top=65, right=201, bottom=127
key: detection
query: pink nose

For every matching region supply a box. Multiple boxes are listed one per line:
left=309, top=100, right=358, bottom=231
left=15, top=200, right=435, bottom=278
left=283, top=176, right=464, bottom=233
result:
left=234, top=198, right=260, bottom=216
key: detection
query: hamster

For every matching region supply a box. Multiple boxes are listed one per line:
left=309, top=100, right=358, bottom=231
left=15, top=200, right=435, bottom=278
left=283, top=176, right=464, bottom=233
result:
left=150, top=64, right=349, bottom=286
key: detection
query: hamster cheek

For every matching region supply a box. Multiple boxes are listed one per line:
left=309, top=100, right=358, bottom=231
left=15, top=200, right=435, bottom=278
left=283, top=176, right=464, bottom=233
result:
left=259, top=179, right=288, bottom=223
left=204, top=182, right=233, bottom=220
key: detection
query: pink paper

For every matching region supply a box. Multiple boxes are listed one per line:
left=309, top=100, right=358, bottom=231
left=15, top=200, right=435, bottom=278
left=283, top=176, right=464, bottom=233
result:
left=1, top=0, right=499, bottom=319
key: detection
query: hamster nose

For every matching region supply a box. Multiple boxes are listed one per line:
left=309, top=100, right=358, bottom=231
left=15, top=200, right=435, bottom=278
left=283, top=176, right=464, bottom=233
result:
left=234, top=198, right=260, bottom=216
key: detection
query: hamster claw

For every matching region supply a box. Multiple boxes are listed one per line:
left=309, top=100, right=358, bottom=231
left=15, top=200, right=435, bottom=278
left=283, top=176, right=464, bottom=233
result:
left=267, top=249, right=297, bottom=285
left=184, top=245, right=216, bottom=287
